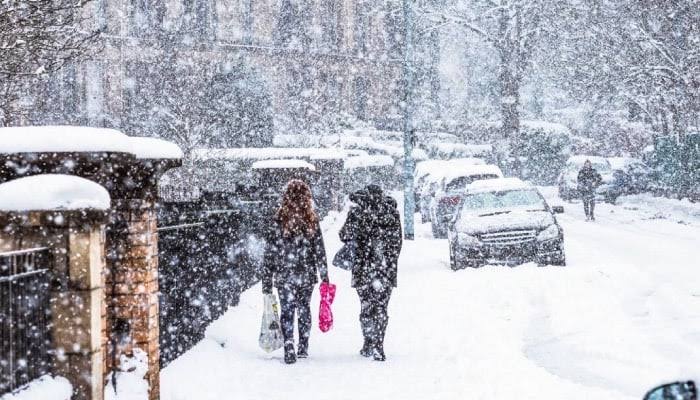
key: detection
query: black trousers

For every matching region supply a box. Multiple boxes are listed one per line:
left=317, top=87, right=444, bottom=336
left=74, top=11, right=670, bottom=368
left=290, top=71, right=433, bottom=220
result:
left=357, top=284, right=393, bottom=346
left=277, top=285, right=313, bottom=345
left=582, top=195, right=596, bottom=219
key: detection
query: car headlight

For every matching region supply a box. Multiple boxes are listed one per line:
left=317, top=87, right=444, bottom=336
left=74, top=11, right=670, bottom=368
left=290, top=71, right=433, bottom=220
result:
left=537, top=224, right=560, bottom=241
left=457, top=232, right=480, bottom=246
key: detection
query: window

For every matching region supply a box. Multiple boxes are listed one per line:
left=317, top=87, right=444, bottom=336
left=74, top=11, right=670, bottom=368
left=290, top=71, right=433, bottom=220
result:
left=353, top=2, right=369, bottom=55
left=320, top=0, right=340, bottom=52
left=130, top=0, right=164, bottom=37
left=182, top=0, right=215, bottom=37
left=354, top=77, right=368, bottom=120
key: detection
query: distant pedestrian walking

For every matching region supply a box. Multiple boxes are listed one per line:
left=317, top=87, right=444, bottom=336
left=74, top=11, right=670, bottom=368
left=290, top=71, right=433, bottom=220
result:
left=577, top=159, right=603, bottom=221
left=262, top=179, right=329, bottom=364
left=339, top=185, right=402, bottom=361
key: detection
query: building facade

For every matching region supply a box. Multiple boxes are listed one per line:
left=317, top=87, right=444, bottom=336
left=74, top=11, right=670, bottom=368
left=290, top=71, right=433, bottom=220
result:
left=28, top=0, right=415, bottom=144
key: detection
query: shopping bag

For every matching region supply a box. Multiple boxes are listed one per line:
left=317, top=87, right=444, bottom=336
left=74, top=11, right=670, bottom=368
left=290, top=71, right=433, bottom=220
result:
left=319, top=282, right=336, bottom=333
left=332, top=241, right=357, bottom=271
left=259, top=293, right=284, bottom=353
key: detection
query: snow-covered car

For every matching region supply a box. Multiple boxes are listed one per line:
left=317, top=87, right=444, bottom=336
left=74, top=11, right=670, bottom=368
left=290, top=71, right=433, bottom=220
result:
left=557, top=155, right=615, bottom=202
left=413, top=158, right=486, bottom=212
left=428, top=164, right=503, bottom=238
left=607, top=157, right=652, bottom=200
left=447, top=178, right=565, bottom=270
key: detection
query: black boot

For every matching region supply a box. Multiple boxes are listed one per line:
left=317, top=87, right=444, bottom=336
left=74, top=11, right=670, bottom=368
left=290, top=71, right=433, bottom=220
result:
left=360, top=337, right=373, bottom=357
left=297, top=338, right=308, bottom=358
left=372, top=342, right=386, bottom=362
left=284, top=342, right=296, bottom=364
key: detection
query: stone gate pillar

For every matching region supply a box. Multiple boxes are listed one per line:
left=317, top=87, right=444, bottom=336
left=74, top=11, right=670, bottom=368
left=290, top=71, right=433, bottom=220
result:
left=0, top=127, right=182, bottom=400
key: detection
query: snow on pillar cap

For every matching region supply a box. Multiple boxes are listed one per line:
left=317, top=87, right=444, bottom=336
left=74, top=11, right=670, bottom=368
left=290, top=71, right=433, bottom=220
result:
left=0, top=174, right=110, bottom=211
left=0, top=125, right=183, bottom=160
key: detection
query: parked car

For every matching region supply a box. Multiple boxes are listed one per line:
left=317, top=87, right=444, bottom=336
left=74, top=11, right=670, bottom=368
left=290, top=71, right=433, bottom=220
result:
left=607, top=157, right=652, bottom=201
left=413, top=158, right=485, bottom=212
left=447, top=178, right=566, bottom=270
left=428, top=164, right=504, bottom=238
left=557, top=155, right=615, bottom=202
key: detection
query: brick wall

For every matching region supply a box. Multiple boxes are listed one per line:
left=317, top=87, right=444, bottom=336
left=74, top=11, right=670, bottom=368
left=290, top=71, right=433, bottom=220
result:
left=104, top=199, right=160, bottom=400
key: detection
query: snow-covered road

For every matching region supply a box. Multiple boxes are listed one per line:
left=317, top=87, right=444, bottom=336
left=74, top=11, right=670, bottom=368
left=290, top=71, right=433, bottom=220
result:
left=161, top=190, right=699, bottom=400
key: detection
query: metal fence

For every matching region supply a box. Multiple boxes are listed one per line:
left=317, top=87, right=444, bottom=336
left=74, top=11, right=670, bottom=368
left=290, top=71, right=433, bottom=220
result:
left=0, top=248, right=52, bottom=396
left=157, top=200, right=264, bottom=367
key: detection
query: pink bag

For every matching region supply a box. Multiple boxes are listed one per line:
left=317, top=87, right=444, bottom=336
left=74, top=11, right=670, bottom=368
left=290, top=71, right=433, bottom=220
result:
left=319, top=282, right=336, bottom=333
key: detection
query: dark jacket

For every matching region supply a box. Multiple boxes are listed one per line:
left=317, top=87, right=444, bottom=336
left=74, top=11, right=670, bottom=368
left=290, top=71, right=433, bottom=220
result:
left=340, top=190, right=402, bottom=288
left=577, top=166, right=602, bottom=196
left=262, top=218, right=329, bottom=293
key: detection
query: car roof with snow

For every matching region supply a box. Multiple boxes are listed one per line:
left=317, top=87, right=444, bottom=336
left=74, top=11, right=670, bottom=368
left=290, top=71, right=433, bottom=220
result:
left=416, top=158, right=485, bottom=178
left=343, top=155, right=394, bottom=170
left=441, top=164, right=504, bottom=183
left=607, top=157, right=642, bottom=170
left=251, top=159, right=317, bottom=171
left=566, top=155, right=611, bottom=166
left=465, top=177, right=533, bottom=194
left=192, top=147, right=346, bottom=161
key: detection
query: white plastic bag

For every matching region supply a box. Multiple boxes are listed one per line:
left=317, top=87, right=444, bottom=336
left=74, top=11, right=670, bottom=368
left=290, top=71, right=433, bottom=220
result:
left=259, top=293, right=284, bottom=353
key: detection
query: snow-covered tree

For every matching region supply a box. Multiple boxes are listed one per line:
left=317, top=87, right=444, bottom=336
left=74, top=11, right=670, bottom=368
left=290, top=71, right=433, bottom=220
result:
left=424, top=0, right=560, bottom=139
left=0, top=0, right=98, bottom=125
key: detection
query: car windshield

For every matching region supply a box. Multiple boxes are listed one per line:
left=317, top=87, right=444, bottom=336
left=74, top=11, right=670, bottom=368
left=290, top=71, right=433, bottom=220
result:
left=460, top=189, right=546, bottom=216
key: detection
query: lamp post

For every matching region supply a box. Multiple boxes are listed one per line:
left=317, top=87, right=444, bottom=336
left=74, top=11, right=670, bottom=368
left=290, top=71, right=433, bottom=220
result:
left=402, top=0, right=415, bottom=240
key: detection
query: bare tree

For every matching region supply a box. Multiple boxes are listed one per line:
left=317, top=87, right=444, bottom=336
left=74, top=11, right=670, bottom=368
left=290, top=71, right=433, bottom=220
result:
left=0, top=0, right=99, bottom=125
left=423, top=0, right=559, bottom=139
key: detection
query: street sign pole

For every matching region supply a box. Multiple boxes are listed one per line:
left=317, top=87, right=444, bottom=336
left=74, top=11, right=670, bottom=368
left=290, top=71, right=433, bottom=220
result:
left=402, top=0, right=415, bottom=240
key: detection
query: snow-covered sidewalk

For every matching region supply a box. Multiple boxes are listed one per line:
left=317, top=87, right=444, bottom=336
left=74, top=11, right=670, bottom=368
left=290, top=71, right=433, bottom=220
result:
left=161, top=192, right=699, bottom=400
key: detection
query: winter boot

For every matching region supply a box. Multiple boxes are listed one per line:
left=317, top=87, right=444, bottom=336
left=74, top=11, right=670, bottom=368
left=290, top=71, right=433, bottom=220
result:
left=297, top=338, right=308, bottom=358
left=372, top=342, right=386, bottom=362
left=360, top=337, right=373, bottom=357
left=284, top=342, right=297, bottom=364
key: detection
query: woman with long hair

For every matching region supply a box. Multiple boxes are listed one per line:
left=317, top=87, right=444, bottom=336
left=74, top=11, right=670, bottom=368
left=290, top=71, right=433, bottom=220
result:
left=262, top=179, right=329, bottom=364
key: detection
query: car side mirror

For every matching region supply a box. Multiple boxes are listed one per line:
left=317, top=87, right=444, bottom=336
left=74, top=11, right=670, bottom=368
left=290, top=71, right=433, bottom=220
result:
left=552, top=206, right=564, bottom=214
left=644, top=381, right=696, bottom=400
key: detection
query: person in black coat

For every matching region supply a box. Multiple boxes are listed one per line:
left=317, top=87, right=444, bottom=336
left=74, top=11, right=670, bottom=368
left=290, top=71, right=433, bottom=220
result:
left=339, top=185, right=402, bottom=361
left=262, top=179, right=329, bottom=364
left=577, top=160, right=603, bottom=221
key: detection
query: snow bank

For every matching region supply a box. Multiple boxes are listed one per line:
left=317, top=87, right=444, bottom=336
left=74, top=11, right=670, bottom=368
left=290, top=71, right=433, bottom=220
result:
left=343, top=155, right=394, bottom=170
left=467, top=177, right=531, bottom=193
left=617, top=193, right=700, bottom=226
left=251, top=159, right=316, bottom=171
left=0, top=175, right=110, bottom=211
left=105, top=349, right=149, bottom=400
left=0, top=376, right=72, bottom=400
left=0, top=126, right=182, bottom=160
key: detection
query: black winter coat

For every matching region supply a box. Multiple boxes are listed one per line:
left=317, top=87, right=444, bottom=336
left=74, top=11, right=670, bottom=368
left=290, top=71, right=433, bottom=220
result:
left=577, top=166, right=603, bottom=196
left=340, top=194, right=402, bottom=289
left=262, top=218, right=329, bottom=293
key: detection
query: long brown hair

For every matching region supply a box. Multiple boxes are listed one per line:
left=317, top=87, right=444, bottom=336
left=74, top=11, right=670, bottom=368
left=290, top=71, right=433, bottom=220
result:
left=277, top=179, right=318, bottom=237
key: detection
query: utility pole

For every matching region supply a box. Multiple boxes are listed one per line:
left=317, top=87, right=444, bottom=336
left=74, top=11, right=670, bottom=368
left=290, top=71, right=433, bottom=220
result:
left=402, top=0, right=415, bottom=240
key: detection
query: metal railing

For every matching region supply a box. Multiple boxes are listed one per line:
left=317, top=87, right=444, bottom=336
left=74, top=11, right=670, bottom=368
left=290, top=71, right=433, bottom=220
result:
left=0, top=248, right=52, bottom=396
